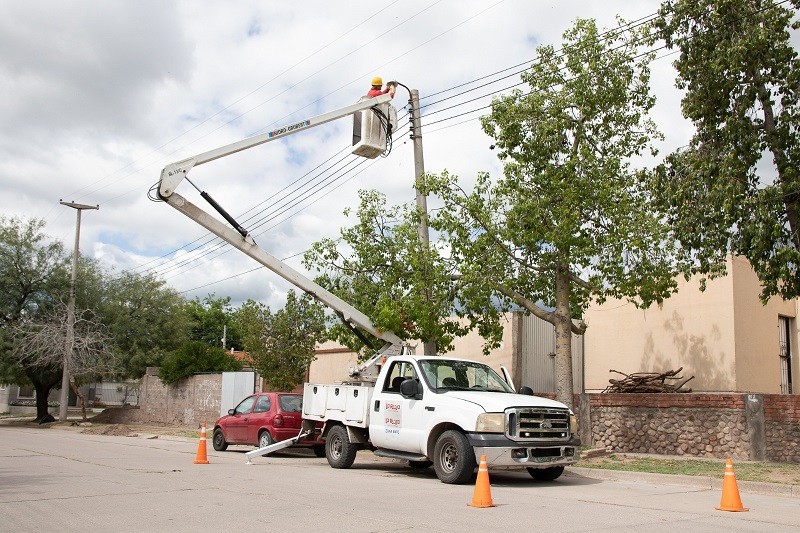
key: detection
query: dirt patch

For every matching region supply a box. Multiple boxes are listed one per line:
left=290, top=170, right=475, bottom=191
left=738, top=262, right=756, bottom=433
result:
left=89, top=407, right=141, bottom=424
left=81, top=423, right=140, bottom=437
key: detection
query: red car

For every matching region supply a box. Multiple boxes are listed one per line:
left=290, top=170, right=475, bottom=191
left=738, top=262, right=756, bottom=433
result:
left=212, top=392, right=325, bottom=457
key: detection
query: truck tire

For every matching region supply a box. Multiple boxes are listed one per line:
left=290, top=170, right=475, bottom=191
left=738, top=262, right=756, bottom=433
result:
left=326, top=425, right=357, bottom=469
left=433, top=430, right=477, bottom=484
left=527, top=466, right=565, bottom=481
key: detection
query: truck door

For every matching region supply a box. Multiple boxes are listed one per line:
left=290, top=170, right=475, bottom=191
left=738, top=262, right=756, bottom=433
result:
left=370, top=360, right=428, bottom=453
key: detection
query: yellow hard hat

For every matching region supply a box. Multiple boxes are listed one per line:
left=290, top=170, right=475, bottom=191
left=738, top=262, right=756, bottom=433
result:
left=371, top=76, right=383, bottom=86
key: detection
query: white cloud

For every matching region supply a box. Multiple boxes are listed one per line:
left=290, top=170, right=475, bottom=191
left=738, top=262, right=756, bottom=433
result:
left=1, top=0, right=698, bottom=309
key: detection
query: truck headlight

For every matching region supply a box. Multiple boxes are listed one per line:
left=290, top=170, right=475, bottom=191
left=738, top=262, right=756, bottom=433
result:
left=475, top=413, right=504, bottom=433
left=569, top=414, right=578, bottom=435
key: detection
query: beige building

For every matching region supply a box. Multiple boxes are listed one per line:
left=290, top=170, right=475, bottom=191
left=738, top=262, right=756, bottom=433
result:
left=584, top=255, right=799, bottom=394
left=311, top=256, right=798, bottom=396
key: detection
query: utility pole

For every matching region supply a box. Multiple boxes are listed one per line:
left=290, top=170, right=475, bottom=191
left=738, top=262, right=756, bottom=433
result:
left=58, top=200, right=99, bottom=421
left=408, top=88, right=437, bottom=356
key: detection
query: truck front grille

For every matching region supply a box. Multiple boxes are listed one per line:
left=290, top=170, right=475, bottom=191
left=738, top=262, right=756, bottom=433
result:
left=505, top=408, right=570, bottom=441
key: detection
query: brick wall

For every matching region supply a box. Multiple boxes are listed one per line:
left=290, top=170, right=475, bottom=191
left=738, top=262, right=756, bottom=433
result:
left=136, top=373, right=223, bottom=427
left=576, top=393, right=800, bottom=463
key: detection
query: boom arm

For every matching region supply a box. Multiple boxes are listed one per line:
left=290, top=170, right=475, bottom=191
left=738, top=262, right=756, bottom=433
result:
left=157, top=94, right=404, bottom=358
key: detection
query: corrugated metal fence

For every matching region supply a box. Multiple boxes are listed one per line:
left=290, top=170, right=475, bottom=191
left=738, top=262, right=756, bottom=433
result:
left=519, top=313, right=584, bottom=393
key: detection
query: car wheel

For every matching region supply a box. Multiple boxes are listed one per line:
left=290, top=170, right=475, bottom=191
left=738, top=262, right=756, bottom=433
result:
left=408, top=460, right=433, bottom=469
left=312, top=445, right=326, bottom=458
left=212, top=428, right=228, bottom=451
left=326, top=425, right=357, bottom=469
left=527, top=466, right=565, bottom=481
left=258, top=430, right=274, bottom=449
left=433, top=430, right=476, bottom=484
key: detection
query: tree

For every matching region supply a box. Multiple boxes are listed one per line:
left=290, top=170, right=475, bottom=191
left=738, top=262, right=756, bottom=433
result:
left=420, top=19, right=679, bottom=407
left=158, top=341, right=242, bottom=384
left=303, top=190, right=478, bottom=358
left=0, top=216, right=69, bottom=420
left=97, top=271, right=188, bottom=378
left=238, top=290, right=326, bottom=391
left=185, top=294, right=242, bottom=350
left=13, top=302, right=118, bottom=420
left=650, top=0, right=800, bottom=300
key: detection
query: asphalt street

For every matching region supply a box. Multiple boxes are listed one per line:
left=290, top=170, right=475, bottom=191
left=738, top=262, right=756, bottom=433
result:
left=1, top=425, right=798, bottom=532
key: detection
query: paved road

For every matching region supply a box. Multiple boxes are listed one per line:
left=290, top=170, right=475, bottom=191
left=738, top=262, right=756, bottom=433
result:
left=1, top=425, right=798, bottom=532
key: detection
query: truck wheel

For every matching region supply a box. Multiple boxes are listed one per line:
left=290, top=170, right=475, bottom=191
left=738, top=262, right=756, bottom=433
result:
left=433, top=430, right=477, bottom=484
left=212, top=428, right=228, bottom=451
left=527, top=466, right=565, bottom=481
left=326, top=425, right=357, bottom=469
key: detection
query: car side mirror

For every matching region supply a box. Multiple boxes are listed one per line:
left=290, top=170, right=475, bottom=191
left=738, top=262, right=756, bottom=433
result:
left=400, top=379, right=422, bottom=400
left=228, top=409, right=235, bottom=415
left=518, top=386, right=534, bottom=396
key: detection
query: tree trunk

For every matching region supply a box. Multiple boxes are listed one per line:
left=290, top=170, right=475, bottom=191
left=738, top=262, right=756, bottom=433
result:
left=70, top=380, right=87, bottom=421
left=33, top=381, right=54, bottom=422
left=553, top=265, right=575, bottom=409
left=26, top=367, right=62, bottom=423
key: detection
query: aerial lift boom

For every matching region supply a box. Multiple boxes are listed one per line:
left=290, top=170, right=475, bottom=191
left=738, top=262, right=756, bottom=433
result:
left=156, top=94, right=405, bottom=375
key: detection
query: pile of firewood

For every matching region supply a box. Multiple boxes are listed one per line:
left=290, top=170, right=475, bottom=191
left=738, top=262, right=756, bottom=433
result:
left=603, top=367, right=694, bottom=393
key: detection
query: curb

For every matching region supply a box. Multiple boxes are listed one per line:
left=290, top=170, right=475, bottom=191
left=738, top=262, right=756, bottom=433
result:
left=567, top=466, right=799, bottom=499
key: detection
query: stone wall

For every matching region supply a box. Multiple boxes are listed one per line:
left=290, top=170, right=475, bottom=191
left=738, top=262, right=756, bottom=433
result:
left=577, top=393, right=800, bottom=463
left=136, top=373, right=223, bottom=427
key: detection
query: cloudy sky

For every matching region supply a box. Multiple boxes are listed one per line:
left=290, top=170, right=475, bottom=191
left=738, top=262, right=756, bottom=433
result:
left=1, top=0, right=695, bottom=310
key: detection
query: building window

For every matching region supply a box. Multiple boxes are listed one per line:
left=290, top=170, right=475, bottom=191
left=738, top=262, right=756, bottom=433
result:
left=779, top=316, right=793, bottom=395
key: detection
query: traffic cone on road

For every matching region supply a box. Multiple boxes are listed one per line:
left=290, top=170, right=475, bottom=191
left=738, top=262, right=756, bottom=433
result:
left=468, top=455, right=494, bottom=508
left=193, top=422, right=210, bottom=464
left=716, top=458, right=747, bottom=512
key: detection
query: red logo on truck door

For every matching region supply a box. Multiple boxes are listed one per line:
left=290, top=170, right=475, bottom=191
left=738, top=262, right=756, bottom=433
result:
left=385, top=402, right=401, bottom=434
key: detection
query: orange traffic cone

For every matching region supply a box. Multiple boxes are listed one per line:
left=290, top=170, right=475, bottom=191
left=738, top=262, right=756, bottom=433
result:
left=716, top=458, right=747, bottom=512
left=193, top=422, right=210, bottom=464
left=468, top=455, right=494, bottom=508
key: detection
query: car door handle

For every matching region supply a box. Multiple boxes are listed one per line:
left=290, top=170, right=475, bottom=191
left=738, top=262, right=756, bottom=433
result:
left=425, top=406, right=435, bottom=412
left=374, top=400, right=380, bottom=412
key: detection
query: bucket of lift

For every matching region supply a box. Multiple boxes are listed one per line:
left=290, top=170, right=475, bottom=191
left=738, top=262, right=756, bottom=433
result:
left=352, top=97, right=398, bottom=159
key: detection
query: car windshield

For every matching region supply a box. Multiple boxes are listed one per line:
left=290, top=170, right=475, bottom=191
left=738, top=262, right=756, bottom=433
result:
left=418, top=359, right=514, bottom=393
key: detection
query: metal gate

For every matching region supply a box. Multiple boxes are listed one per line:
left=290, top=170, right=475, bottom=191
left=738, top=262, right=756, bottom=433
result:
left=779, top=316, right=793, bottom=394
left=519, top=313, right=584, bottom=393
left=220, top=371, right=256, bottom=417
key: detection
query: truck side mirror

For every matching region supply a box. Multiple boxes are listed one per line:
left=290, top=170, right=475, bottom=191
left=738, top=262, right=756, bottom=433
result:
left=518, top=386, right=534, bottom=396
left=400, top=379, right=422, bottom=400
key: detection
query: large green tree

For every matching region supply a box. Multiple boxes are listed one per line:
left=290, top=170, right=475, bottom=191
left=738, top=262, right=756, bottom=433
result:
left=420, top=19, right=680, bottom=407
left=236, top=290, right=326, bottom=391
left=303, top=190, right=479, bottom=358
left=650, top=0, right=800, bottom=299
left=96, top=271, right=188, bottom=378
left=185, top=294, right=242, bottom=351
left=0, top=217, right=69, bottom=420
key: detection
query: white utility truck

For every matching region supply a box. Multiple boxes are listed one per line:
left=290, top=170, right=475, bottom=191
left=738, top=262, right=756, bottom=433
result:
left=156, top=88, right=580, bottom=484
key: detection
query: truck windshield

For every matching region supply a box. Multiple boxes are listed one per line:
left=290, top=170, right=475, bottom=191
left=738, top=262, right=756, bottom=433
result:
left=418, top=359, right=515, bottom=393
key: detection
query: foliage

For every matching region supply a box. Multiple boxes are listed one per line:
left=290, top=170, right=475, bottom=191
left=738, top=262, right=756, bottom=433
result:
left=96, top=271, right=188, bottom=378
left=157, top=341, right=242, bottom=384
left=419, top=18, right=677, bottom=406
left=649, top=0, right=800, bottom=300
left=238, top=290, right=326, bottom=391
left=0, top=216, right=70, bottom=419
left=185, top=294, right=242, bottom=350
left=303, top=190, right=476, bottom=357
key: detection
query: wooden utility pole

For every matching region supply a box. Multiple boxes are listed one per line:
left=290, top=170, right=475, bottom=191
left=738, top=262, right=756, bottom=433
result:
left=58, top=200, right=98, bottom=421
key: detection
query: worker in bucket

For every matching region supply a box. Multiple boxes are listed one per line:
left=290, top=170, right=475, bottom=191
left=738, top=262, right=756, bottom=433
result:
left=367, top=77, right=396, bottom=98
